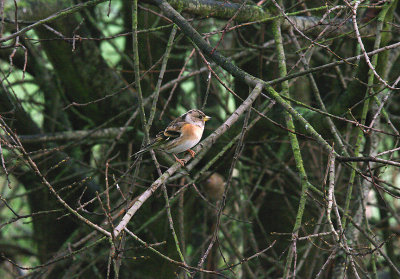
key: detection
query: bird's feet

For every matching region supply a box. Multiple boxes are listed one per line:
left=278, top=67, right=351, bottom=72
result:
left=173, top=154, right=186, bottom=166
left=187, top=149, right=196, bottom=158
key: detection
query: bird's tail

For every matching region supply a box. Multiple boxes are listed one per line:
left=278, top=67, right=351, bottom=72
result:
left=132, top=147, right=149, bottom=157
left=132, top=138, right=163, bottom=157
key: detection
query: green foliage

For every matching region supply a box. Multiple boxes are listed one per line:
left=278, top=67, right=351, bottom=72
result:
left=1, top=0, right=400, bottom=278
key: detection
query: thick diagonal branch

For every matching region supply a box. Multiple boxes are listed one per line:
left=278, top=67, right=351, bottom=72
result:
left=153, top=0, right=334, bottom=155
left=113, top=83, right=263, bottom=237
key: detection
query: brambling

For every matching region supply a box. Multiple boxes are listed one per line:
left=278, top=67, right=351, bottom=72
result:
left=134, top=109, right=211, bottom=166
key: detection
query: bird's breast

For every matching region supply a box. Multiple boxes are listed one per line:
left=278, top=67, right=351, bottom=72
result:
left=165, top=124, right=204, bottom=154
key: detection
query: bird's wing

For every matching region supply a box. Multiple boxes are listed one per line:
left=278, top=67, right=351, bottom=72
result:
left=161, top=120, right=185, bottom=138
left=133, top=115, right=185, bottom=157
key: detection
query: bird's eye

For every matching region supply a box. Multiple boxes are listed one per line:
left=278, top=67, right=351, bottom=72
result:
left=199, top=116, right=203, bottom=119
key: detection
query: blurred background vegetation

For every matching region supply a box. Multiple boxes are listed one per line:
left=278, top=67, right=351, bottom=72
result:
left=1, top=0, right=400, bottom=278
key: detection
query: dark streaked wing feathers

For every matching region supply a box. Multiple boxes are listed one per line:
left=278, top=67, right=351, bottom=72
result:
left=133, top=110, right=204, bottom=157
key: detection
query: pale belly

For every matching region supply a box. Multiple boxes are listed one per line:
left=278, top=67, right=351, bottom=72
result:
left=165, top=124, right=204, bottom=154
left=166, top=137, right=201, bottom=154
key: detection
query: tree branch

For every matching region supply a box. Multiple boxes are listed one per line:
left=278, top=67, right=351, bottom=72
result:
left=113, top=83, right=264, bottom=237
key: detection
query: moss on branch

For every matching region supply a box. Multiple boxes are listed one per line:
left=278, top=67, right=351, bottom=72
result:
left=146, top=0, right=270, bottom=22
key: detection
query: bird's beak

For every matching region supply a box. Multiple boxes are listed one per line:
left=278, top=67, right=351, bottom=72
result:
left=204, top=116, right=211, bottom=122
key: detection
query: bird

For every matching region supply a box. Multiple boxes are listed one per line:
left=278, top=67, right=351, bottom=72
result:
left=133, top=109, right=211, bottom=166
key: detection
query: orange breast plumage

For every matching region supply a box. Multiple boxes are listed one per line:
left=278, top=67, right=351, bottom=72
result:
left=164, top=123, right=204, bottom=154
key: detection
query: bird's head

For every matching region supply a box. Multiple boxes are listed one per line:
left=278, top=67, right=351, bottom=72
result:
left=184, top=109, right=211, bottom=126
